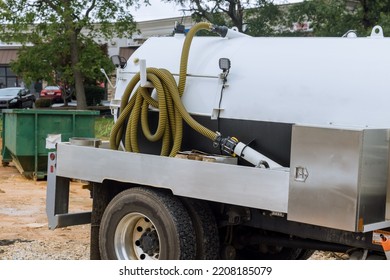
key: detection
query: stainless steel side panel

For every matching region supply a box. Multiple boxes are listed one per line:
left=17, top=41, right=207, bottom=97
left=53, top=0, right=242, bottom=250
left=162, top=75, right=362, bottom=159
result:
left=288, top=125, right=389, bottom=232
left=55, top=143, right=290, bottom=213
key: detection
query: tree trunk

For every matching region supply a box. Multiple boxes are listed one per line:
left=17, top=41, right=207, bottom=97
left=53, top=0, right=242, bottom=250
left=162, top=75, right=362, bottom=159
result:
left=69, top=30, right=87, bottom=109
left=226, top=0, right=244, bottom=32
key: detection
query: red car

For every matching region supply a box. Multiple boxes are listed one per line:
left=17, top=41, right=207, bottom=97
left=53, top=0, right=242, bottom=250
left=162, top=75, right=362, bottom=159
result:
left=40, top=86, right=62, bottom=102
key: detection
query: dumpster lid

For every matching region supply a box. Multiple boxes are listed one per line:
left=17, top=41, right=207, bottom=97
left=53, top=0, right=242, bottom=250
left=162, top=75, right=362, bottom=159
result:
left=2, top=109, right=100, bottom=115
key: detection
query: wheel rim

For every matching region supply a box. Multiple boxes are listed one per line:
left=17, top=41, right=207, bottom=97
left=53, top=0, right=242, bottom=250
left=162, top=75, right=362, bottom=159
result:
left=114, top=212, right=161, bottom=260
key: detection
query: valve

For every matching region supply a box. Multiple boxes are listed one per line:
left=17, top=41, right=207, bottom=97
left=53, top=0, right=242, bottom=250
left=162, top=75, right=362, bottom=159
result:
left=214, top=134, right=282, bottom=169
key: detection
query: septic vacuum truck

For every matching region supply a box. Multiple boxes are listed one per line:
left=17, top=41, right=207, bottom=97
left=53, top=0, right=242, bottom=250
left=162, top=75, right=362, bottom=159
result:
left=46, top=22, right=390, bottom=260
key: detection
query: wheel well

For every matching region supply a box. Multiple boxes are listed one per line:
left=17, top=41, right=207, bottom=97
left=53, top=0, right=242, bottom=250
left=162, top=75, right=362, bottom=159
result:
left=101, top=179, right=174, bottom=203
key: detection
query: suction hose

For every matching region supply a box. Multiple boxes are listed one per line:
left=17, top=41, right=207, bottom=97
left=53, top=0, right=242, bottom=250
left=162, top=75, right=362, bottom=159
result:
left=109, top=22, right=282, bottom=169
left=109, top=22, right=217, bottom=156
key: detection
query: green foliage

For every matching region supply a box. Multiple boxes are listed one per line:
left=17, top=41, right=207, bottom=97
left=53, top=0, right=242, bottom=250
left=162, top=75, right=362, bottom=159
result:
left=167, top=0, right=390, bottom=37
left=286, top=0, right=390, bottom=37
left=10, top=38, right=114, bottom=87
left=79, top=39, right=115, bottom=85
left=189, top=2, right=231, bottom=27
left=0, top=0, right=141, bottom=109
left=245, top=0, right=283, bottom=36
left=167, top=0, right=259, bottom=32
left=0, top=0, right=141, bottom=43
left=180, top=0, right=284, bottom=36
left=286, top=0, right=361, bottom=36
left=163, top=1, right=285, bottom=36
left=35, top=98, right=53, bottom=108
left=85, top=85, right=105, bottom=106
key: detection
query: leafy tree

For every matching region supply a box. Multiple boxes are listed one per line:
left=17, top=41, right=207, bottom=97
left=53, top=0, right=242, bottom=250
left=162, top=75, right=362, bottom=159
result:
left=167, top=0, right=282, bottom=34
left=11, top=37, right=113, bottom=106
left=0, top=0, right=143, bottom=109
left=171, top=0, right=248, bottom=32
left=244, top=0, right=282, bottom=36
left=357, top=0, right=390, bottom=30
left=286, top=0, right=390, bottom=37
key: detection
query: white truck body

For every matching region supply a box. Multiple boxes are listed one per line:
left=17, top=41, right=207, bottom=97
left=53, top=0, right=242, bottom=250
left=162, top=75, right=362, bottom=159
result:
left=113, top=26, right=390, bottom=128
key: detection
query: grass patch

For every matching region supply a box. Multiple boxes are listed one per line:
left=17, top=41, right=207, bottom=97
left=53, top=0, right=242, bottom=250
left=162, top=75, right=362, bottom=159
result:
left=95, top=116, right=114, bottom=141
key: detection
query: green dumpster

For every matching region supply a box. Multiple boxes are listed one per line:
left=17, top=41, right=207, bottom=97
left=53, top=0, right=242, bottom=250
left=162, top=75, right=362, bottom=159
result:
left=1, top=109, right=99, bottom=179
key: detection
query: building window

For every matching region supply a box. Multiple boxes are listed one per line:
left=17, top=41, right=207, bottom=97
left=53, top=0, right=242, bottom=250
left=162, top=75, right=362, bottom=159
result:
left=0, top=65, right=19, bottom=88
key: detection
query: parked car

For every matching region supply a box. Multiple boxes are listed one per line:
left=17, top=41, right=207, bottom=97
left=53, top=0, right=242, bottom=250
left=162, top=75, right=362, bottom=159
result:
left=0, top=87, right=35, bottom=110
left=40, top=85, right=63, bottom=102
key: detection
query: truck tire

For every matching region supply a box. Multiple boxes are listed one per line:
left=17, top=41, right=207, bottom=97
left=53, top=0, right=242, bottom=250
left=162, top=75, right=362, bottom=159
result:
left=99, top=187, right=196, bottom=260
left=182, top=199, right=219, bottom=259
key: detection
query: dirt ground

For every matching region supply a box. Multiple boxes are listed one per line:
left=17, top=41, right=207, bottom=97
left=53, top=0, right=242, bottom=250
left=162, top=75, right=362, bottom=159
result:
left=0, top=157, right=92, bottom=260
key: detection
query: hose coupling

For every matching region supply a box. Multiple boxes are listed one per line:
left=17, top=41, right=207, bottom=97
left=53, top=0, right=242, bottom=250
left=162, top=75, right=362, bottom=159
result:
left=213, top=133, right=238, bottom=156
left=211, top=25, right=229, bottom=37
left=213, top=133, right=282, bottom=169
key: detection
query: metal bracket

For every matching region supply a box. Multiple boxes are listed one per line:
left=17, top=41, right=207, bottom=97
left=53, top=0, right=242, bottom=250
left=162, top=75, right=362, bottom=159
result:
left=139, top=59, right=154, bottom=88
left=46, top=152, right=91, bottom=230
left=370, top=26, right=384, bottom=39
left=211, top=82, right=226, bottom=120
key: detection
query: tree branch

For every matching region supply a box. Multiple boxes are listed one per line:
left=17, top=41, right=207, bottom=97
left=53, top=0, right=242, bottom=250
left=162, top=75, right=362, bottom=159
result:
left=85, top=0, right=97, bottom=19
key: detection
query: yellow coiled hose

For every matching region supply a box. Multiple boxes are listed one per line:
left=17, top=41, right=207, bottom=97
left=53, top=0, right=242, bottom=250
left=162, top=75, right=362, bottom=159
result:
left=110, top=22, right=218, bottom=156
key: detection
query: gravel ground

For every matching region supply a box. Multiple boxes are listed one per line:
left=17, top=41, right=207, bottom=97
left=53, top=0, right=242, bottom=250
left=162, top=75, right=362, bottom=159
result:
left=0, top=239, right=342, bottom=260
left=0, top=236, right=90, bottom=260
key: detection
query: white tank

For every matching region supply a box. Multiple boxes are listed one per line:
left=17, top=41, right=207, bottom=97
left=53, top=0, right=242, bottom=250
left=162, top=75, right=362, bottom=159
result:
left=114, top=26, right=390, bottom=129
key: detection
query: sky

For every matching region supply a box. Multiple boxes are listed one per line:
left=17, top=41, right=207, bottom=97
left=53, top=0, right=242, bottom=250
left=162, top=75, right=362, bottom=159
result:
left=130, top=0, right=303, bottom=22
